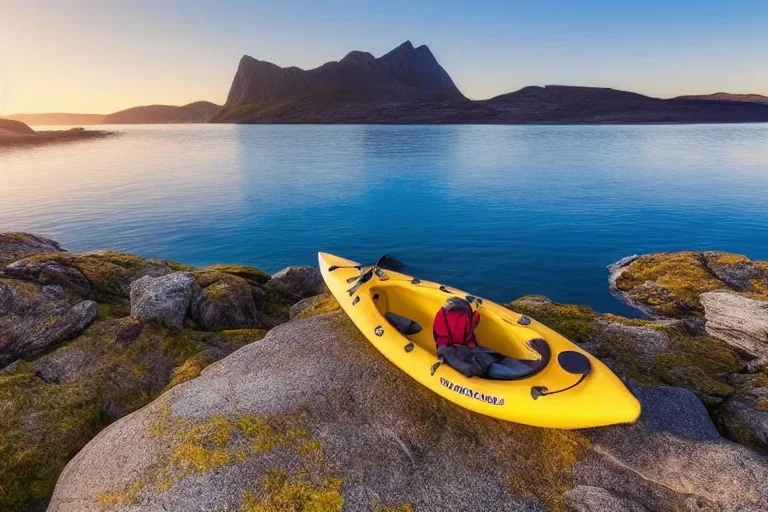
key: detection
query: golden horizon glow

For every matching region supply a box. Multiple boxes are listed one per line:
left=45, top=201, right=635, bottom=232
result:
left=2, top=1, right=767, bottom=115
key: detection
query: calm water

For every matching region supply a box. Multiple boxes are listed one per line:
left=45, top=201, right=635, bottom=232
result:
left=2, top=124, right=768, bottom=315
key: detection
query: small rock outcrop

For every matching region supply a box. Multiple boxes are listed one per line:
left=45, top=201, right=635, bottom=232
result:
left=190, top=270, right=268, bottom=330
left=4, top=251, right=171, bottom=303
left=267, top=265, right=327, bottom=302
left=609, top=251, right=768, bottom=318
left=716, top=387, right=768, bottom=452
left=130, top=272, right=195, bottom=328
left=0, top=278, right=97, bottom=368
left=575, top=383, right=768, bottom=511
left=0, top=232, right=62, bottom=265
left=48, top=312, right=768, bottom=512
left=700, top=291, right=768, bottom=359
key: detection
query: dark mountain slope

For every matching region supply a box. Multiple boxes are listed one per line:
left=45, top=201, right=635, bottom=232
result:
left=102, top=101, right=220, bottom=124
left=212, top=41, right=768, bottom=124
left=674, top=92, right=768, bottom=104
left=213, top=41, right=466, bottom=122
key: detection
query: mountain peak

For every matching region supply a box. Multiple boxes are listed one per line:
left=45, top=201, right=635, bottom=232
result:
left=222, top=41, right=466, bottom=109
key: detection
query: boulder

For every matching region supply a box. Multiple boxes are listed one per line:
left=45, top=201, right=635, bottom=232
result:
left=700, top=291, right=768, bottom=360
left=0, top=278, right=97, bottom=368
left=267, top=265, right=327, bottom=303
left=0, top=232, right=62, bottom=265
left=4, top=255, right=93, bottom=298
left=289, top=293, right=340, bottom=319
left=594, top=320, right=670, bottom=366
left=575, top=383, right=768, bottom=511
left=49, top=312, right=768, bottom=512
left=130, top=272, right=195, bottom=328
left=190, top=271, right=270, bottom=330
left=716, top=387, right=768, bottom=452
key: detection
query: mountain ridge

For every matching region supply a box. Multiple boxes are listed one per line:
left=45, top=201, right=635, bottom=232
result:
left=213, top=41, right=768, bottom=124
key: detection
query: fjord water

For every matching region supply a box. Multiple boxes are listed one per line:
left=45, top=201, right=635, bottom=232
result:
left=2, top=124, right=768, bottom=315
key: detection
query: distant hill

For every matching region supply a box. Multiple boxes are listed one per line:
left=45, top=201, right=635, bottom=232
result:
left=102, top=101, right=221, bottom=124
left=212, top=41, right=466, bottom=122
left=5, top=113, right=105, bottom=126
left=480, top=85, right=768, bottom=123
left=674, top=93, right=768, bottom=104
left=0, top=118, right=36, bottom=135
left=212, top=41, right=768, bottom=124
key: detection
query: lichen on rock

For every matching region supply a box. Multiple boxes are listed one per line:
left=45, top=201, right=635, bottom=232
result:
left=609, top=251, right=768, bottom=318
left=0, top=232, right=62, bottom=266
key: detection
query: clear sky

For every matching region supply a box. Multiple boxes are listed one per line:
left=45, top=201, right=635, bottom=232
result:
left=1, top=0, right=767, bottom=114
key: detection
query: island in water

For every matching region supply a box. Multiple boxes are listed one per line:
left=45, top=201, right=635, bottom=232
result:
left=1, top=232, right=766, bottom=511
left=0, top=119, right=115, bottom=148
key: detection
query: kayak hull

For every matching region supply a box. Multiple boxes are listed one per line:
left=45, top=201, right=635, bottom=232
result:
left=318, top=252, right=641, bottom=429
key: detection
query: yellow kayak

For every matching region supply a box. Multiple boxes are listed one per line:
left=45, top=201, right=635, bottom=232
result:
left=319, top=252, right=641, bottom=428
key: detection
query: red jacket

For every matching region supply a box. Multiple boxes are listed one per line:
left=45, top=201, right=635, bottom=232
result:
left=433, top=307, right=480, bottom=348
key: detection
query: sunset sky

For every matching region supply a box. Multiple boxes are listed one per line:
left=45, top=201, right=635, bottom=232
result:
left=1, top=0, right=767, bottom=114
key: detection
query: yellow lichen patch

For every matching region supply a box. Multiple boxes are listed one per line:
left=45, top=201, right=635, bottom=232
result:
left=220, top=329, right=269, bottom=346
left=98, top=478, right=145, bottom=508
left=615, top=252, right=725, bottom=316
left=294, top=293, right=341, bottom=319
left=747, top=278, right=768, bottom=297
left=165, top=355, right=209, bottom=389
left=296, top=438, right=326, bottom=468
left=241, top=471, right=344, bottom=512
left=234, top=415, right=286, bottom=454
left=372, top=496, right=415, bottom=512
left=165, top=414, right=236, bottom=473
left=204, top=264, right=271, bottom=284
left=757, top=398, right=768, bottom=412
left=709, top=253, right=751, bottom=266
left=102, top=409, right=326, bottom=507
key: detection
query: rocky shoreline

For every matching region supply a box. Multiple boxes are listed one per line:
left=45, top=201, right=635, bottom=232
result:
left=1, top=233, right=767, bottom=511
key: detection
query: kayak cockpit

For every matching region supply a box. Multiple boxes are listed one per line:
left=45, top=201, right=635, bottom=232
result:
left=370, top=282, right=552, bottom=381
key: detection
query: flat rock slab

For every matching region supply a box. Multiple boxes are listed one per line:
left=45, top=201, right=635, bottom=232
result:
left=49, top=313, right=768, bottom=512
left=701, top=291, right=768, bottom=359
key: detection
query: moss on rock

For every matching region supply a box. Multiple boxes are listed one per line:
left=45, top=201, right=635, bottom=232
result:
left=240, top=471, right=344, bottom=512
left=293, top=293, right=341, bottom=320
left=507, top=295, right=597, bottom=343
left=0, top=318, right=227, bottom=511
left=204, top=264, right=271, bottom=285
left=613, top=251, right=768, bottom=318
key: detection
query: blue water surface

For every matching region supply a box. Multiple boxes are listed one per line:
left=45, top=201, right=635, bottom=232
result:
left=2, top=124, right=768, bottom=315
